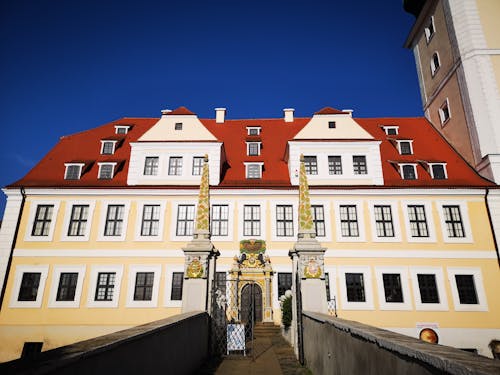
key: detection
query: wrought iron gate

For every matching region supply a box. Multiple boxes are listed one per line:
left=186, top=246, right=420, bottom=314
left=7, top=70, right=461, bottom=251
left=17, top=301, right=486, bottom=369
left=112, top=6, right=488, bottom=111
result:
left=211, top=276, right=257, bottom=358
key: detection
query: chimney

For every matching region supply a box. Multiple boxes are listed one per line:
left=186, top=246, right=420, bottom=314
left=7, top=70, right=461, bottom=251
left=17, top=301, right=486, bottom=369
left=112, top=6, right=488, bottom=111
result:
left=342, top=109, right=353, bottom=117
left=215, top=108, right=226, bottom=123
left=161, top=109, right=172, bottom=117
left=284, top=108, right=295, bottom=123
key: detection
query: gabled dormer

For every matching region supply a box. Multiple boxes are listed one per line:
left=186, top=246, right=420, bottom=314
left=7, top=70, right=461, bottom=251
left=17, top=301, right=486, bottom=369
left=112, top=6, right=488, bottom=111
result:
left=287, top=107, right=383, bottom=186
left=128, top=106, right=224, bottom=186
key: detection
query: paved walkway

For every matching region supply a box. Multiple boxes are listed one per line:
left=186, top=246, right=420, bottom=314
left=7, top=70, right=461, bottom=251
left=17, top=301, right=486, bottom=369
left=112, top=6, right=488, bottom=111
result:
left=198, top=325, right=311, bottom=375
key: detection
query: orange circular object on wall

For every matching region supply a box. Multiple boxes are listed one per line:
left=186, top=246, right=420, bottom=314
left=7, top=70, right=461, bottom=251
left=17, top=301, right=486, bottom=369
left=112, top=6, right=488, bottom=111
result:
left=419, top=328, right=439, bottom=344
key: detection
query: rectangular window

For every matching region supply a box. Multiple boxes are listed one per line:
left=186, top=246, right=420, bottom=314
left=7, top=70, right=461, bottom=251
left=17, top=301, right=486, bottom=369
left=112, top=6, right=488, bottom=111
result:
left=248, top=127, right=260, bottom=136
left=56, top=272, right=78, bottom=301
left=144, top=157, right=159, bottom=176
left=65, top=165, right=82, bottom=180
left=18, top=273, right=41, bottom=301
left=312, top=205, right=325, bottom=237
left=170, top=272, right=184, bottom=300
left=246, top=164, right=262, bottom=179
left=104, top=205, right=125, bottom=236
left=192, top=157, right=204, bottom=176
left=141, top=205, right=160, bottom=236
left=304, top=156, right=318, bottom=175
left=402, top=165, right=416, bottom=180
left=176, top=205, right=195, bottom=236
left=455, top=275, right=478, bottom=304
left=439, top=99, right=450, bottom=124
left=99, top=164, right=114, bottom=179
left=339, top=205, right=359, bottom=237
left=168, top=157, right=183, bottom=175
left=243, top=205, right=260, bottom=236
left=328, top=121, right=336, bottom=129
left=400, top=142, right=412, bottom=155
left=278, top=272, right=292, bottom=298
left=353, top=156, right=367, bottom=175
left=432, top=164, right=446, bottom=179
left=425, top=16, right=435, bottom=42
left=248, top=143, right=259, bottom=156
left=95, top=272, right=116, bottom=301
left=408, top=205, right=429, bottom=237
left=374, top=205, right=394, bottom=237
left=134, top=272, right=154, bottom=301
left=31, top=205, right=54, bottom=236
left=345, top=273, right=365, bottom=302
left=328, top=156, right=342, bottom=175
left=174, top=123, right=183, bottom=130
left=382, top=274, right=403, bottom=303
left=417, top=274, right=439, bottom=303
left=443, top=205, right=465, bottom=238
left=215, top=272, right=227, bottom=294
left=386, top=127, right=398, bottom=135
left=102, top=141, right=114, bottom=155
left=67, top=205, right=89, bottom=237
left=211, top=204, right=229, bottom=236
left=276, top=205, right=294, bottom=237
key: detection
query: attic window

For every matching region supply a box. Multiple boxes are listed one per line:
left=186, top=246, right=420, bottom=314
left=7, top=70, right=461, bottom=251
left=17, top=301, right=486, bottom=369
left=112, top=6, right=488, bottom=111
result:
left=64, top=163, right=85, bottom=180
left=328, top=121, right=336, bottom=129
left=98, top=162, right=116, bottom=179
left=429, top=163, right=447, bottom=180
left=399, top=164, right=418, bottom=180
left=383, top=126, right=399, bottom=135
left=246, top=142, right=261, bottom=156
left=398, top=140, right=413, bottom=155
left=244, top=162, right=264, bottom=179
left=101, top=140, right=117, bottom=155
left=175, top=123, right=183, bottom=130
left=247, top=127, right=261, bottom=136
left=115, top=125, right=130, bottom=135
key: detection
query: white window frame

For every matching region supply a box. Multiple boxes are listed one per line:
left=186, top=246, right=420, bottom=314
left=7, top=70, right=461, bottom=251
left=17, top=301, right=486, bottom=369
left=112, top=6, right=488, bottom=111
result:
left=24, top=201, right=60, bottom=242
left=97, top=201, right=131, bottom=241
left=397, top=140, right=414, bottom=155
left=9, top=265, right=49, bottom=308
left=246, top=126, right=261, bottom=136
left=447, top=267, right=488, bottom=312
left=402, top=201, right=436, bottom=242
left=374, top=267, right=412, bottom=311
left=399, top=163, right=418, bottom=180
left=410, top=266, right=448, bottom=311
left=238, top=200, right=266, bottom=239
left=211, top=200, right=235, bottom=241
left=64, top=163, right=84, bottom=180
left=168, top=156, right=183, bottom=176
left=126, top=265, right=162, bottom=308
left=382, top=126, right=399, bottom=135
left=368, top=201, right=401, bottom=242
left=60, top=200, right=96, bottom=242
left=428, top=163, right=448, bottom=180
left=100, top=140, right=118, bottom=155
left=48, top=265, right=86, bottom=308
left=143, top=156, right=160, bottom=176
left=425, top=15, right=435, bottom=43
left=114, top=125, right=130, bottom=134
left=192, top=156, right=205, bottom=176
left=333, top=201, right=366, bottom=242
left=244, top=162, right=264, bottom=179
left=170, top=201, right=197, bottom=241
left=87, top=265, right=123, bottom=308
left=324, top=266, right=338, bottom=305
left=430, top=51, right=440, bottom=76
left=134, top=201, right=166, bottom=241
left=97, top=162, right=117, bottom=180
left=437, top=201, right=473, bottom=243
left=272, top=265, right=293, bottom=310
left=164, top=265, right=185, bottom=308
left=438, top=98, right=451, bottom=125
left=338, top=266, right=374, bottom=311
left=271, top=201, right=298, bottom=241
left=246, top=142, right=261, bottom=156
left=310, top=200, right=332, bottom=241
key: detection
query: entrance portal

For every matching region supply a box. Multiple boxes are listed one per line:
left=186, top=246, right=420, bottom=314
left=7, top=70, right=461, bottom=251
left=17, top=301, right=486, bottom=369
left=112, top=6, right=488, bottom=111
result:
left=241, top=283, right=263, bottom=323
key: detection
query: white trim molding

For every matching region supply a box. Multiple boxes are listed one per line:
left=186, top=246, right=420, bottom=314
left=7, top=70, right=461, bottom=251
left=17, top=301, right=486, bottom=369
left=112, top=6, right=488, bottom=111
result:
left=9, top=265, right=49, bottom=308
left=125, top=264, right=162, bottom=308
left=401, top=200, right=436, bottom=243
left=48, top=265, right=86, bottom=308
left=368, top=200, right=402, bottom=242
left=410, top=266, right=448, bottom=311
left=333, top=200, right=366, bottom=242
left=338, top=266, right=374, bottom=311
left=134, top=200, right=167, bottom=241
left=374, top=266, right=412, bottom=311
left=87, top=265, right=124, bottom=308
left=60, top=200, right=96, bottom=242
left=24, top=200, right=60, bottom=242
left=436, top=201, right=473, bottom=243
left=447, top=267, right=488, bottom=312
left=97, top=200, right=131, bottom=242
left=164, top=265, right=184, bottom=308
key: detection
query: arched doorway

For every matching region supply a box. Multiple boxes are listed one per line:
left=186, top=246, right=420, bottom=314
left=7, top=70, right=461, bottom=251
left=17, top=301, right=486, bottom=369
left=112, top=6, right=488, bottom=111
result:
left=240, top=283, right=262, bottom=323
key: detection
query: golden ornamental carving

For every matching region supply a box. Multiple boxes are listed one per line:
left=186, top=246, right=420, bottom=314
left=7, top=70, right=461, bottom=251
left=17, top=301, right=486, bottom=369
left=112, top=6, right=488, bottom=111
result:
left=304, top=258, right=322, bottom=278
left=186, top=258, right=204, bottom=278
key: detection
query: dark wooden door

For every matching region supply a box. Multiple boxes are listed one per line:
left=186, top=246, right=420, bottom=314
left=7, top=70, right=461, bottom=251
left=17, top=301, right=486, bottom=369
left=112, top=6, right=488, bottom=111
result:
left=240, top=283, right=262, bottom=323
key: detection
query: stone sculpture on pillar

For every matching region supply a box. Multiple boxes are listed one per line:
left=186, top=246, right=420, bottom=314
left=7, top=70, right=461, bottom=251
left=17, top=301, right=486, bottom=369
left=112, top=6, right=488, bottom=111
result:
left=182, top=155, right=219, bottom=313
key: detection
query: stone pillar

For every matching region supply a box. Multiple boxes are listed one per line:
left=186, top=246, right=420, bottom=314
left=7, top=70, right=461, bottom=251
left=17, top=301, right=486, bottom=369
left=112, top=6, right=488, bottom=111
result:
left=264, top=270, right=273, bottom=322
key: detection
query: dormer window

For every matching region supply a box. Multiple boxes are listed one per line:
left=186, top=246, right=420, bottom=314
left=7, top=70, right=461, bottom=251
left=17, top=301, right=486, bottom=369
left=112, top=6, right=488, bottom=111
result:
left=247, top=126, right=261, bottom=136
left=382, top=126, right=399, bottom=135
left=246, top=142, right=261, bottom=156
left=175, top=123, right=183, bottom=130
left=64, top=163, right=85, bottom=180
left=400, top=164, right=418, bottom=180
left=425, top=16, right=435, bottom=43
left=114, top=125, right=130, bottom=135
left=101, top=140, right=117, bottom=155
left=398, top=140, right=413, bottom=155
left=429, top=163, right=447, bottom=180
left=244, top=162, right=263, bottom=179
left=98, top=162, right=117, bottom=179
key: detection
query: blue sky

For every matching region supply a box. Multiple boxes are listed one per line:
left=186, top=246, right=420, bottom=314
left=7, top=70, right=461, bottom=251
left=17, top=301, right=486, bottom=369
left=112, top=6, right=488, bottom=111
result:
left=0, top=0, right=420, bottom=217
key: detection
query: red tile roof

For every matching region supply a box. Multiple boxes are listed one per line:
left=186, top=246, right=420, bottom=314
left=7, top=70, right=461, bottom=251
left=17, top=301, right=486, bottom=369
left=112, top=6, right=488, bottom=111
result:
left=168, top=106, right=196, bottom=115
left=314, top=107, right=350, bottom=115
left=7, top=114, right=494, bottom=189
